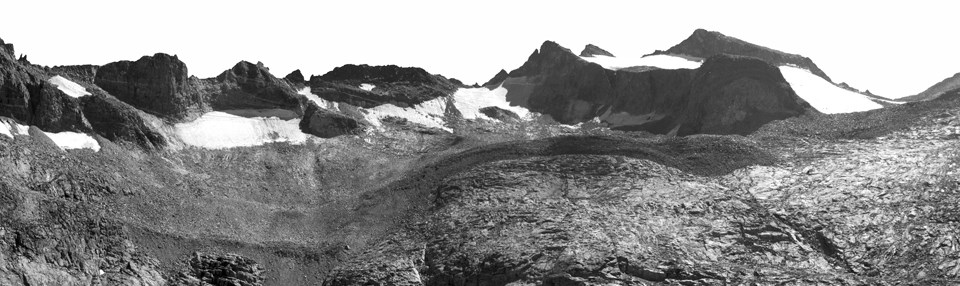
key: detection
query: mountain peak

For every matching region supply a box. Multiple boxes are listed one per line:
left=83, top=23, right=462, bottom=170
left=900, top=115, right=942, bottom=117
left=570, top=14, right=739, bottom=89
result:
left=580, top=44, right=615, bottom=57
left=482, top=69, right=509, bottom=87
left=655, top=29, right=832, bottom=81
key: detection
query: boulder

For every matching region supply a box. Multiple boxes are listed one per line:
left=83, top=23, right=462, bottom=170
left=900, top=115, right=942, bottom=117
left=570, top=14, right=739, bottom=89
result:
left=299, top=103, right=365, bottom=138
left=479, top=106, right=520, bottom=122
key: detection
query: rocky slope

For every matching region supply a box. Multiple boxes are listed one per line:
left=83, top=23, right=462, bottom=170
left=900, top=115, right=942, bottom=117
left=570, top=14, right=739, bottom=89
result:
left=901, top=72, right=960, bottom=102
left=651, top=29, right=831, bottom=81
left=502, top=41, right=813, bottom=135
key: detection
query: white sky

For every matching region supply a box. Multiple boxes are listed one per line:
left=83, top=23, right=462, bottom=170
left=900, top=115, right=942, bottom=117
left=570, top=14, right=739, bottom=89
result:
left=1, top=0, right=957, bottom=98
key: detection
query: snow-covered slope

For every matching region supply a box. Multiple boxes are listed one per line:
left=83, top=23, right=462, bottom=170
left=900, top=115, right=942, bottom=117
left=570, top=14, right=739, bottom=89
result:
left=173, top=111, right=308, bottom=149
left=44, top=131, right=101, bottom=151
left=48, top=75, right=91, bottom=98
left=580, top=54, right=702, bottom=70
left=779, top=66, right=883, bottom=114
left=359, top=83, right=376, bottom=91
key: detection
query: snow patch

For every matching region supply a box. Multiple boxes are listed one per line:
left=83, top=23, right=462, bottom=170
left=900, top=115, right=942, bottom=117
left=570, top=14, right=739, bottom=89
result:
left=297, top=87, right=341, bottom=111
left=359, top=83, right=376, bottom=91
left=44, top=131, right=101, bottom=151
left=48, top=76, right=91, bottom=98
left=174, top=111, right=308, bottom=149
left=450, top=85, right=531, bottom=120
left=0, top=120, right=29, bottom=138
left=581, top=54, right=702, bottom=70
left=779, top=66, right=883, bottom=114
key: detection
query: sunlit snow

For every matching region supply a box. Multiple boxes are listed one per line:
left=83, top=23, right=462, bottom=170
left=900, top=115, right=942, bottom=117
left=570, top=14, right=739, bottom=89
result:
left=581, top=54, right=702, bottom=70
left=779, top=66, right=883, bottom=114
left=48, top=76, right=91, bottom=98
left=363, top=99, right=451, bottom=131
left=450, top=85, right=530, bottom=120
left=0, top=120, right=29, bottom=138
left=44, top=131, right=101, bottom=151
left=174, top=111, right=307, bottom=149
left=297, top=87, right=341, bottom=111
left=359, top=83, right=376, bottom=91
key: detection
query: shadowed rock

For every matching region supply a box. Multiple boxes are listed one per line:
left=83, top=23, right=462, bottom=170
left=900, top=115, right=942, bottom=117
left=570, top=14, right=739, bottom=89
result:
left=579, top=44, right=615, bottom=57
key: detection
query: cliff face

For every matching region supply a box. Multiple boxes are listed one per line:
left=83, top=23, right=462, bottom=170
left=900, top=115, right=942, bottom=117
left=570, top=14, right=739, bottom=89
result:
left=504, top=41, right=812, bottom=136
left=94, top=53, right=199, bottom=120
left=653, top=29, right=832, bottom=82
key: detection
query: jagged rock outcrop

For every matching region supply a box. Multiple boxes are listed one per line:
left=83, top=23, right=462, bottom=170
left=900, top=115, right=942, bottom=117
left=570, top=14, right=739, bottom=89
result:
left=308, top=64, right=457, bottom=108
left=901, top=72, right=960, bottom=102
left=482, top=69, right=508, bottom=88
left=94, top=53, right=199, bottom=120
left=284, top=69, right=305, bottom=85
left=0, top=37, right=90, bottom=133
left=652, top=29, right=832, bottom=81
left=171, top=253, right=264, bottom=286
left=504, top=41, right=812, bottom=135
left=201, top=61, right=304, bottom=112
left=579, top=44, right=615, bottom=57
left=299, top=103, right=366, bottom=138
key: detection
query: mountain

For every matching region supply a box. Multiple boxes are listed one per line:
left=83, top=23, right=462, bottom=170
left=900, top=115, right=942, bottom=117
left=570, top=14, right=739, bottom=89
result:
left=7, top=30, right=960, bottom=286
left=307, top=64, right=459, bottom=108
left=900, top=72, right=960, bottom=102
left=651, top=28, right=831, bottom=81
left=501, top=41, right=813, bottom=135
left=579, top=43, right=615, bottom=57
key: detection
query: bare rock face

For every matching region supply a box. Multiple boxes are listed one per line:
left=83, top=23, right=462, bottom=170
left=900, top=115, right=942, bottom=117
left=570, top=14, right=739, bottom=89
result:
left=579, top=44, right=615, bottom=57
left=506, top=41, right=812, bottom=136
left=284, top=69, right=305, bottom=85
left=203, top=61, right=304, bottom=112
left=308, top=64, right=458, bottom=108
left=652, top=29, right=832, bottom=81
left=481, top=69, right=509, bottom=88
left=299, top=103, right=366, bottom=138
left=94, top=53, right=199, bottom=120
left=0, top=37, right=90, bottom=133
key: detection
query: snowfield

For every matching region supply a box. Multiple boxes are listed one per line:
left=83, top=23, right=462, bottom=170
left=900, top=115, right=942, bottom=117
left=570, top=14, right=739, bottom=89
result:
left=48, top=76, right=91, bottom=98
left=779, top=66, right=884, bottom=114
left=359, top=83, right=376, bottom=91
left=44, top=131, right=101, bottom=151
left=581, top=54, right=702, bottom=70
left=450, top=85, right=530, bottom=120
left=174, top=111, right=307, bottom=149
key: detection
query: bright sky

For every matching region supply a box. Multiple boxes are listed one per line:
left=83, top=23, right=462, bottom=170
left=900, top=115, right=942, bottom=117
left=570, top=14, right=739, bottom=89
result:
left=1, top=0, right=957, bottom=98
